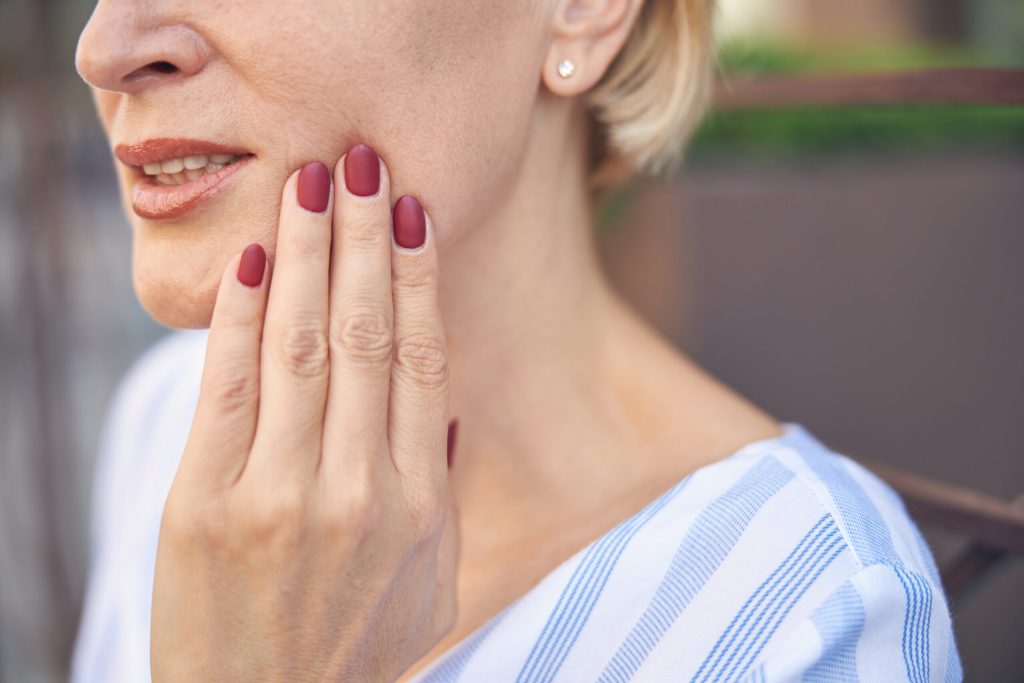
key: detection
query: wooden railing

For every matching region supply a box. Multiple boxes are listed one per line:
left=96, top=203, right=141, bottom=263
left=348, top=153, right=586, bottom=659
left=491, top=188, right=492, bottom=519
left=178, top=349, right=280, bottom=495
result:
left=713, top=67, right=1024, bottom=109
left=862, top=462, right=1024, bottom=597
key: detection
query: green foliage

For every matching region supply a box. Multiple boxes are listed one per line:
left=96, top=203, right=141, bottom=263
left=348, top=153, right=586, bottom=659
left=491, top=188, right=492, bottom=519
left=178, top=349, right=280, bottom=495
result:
left=714, top=40, right=1007, bottom=76
left=690, top=105, right=1024, bottom=160
left=690, top=41, right=1024, bottom=159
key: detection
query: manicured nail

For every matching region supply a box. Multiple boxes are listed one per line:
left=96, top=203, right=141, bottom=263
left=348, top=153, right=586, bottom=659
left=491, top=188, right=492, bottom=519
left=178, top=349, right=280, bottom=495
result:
left=237, top=243, right=266, bottom=287
left=393, top=195, right=426, bottom=249
left=447, top=419, right=458, bottom=469
left=297, top=161, right=331, bottom=213
left=344, top=144, right=380, bottom=197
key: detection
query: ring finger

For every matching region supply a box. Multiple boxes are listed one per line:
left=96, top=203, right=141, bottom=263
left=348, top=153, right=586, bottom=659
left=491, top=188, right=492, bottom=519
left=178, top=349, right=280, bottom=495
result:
left=320, top=144, right=394, bottom=481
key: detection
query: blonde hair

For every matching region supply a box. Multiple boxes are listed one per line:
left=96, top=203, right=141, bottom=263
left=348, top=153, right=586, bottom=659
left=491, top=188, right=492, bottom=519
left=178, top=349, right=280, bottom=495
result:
left=586, top=0, right=717, bottom=194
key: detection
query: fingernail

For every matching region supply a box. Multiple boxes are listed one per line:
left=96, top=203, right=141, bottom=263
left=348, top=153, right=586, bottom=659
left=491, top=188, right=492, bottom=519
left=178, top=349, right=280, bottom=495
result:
left=297, top=161, right=331, bottom=213
left=447, top=419, right=458, bottom=469
left=393, top=195, right=426, bottom=249
left=237, top=243, right=266, bottom=287
left=344, top=144, right=380, bottom=197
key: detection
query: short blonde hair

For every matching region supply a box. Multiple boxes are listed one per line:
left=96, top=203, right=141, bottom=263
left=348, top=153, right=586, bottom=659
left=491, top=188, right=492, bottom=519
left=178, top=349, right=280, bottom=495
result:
left=586, top=0, right=717, bottom=193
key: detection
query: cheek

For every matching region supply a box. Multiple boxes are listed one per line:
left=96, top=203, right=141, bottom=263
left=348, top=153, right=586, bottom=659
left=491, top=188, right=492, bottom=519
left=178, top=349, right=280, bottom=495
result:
left=120, top=0, right=543, bottom=328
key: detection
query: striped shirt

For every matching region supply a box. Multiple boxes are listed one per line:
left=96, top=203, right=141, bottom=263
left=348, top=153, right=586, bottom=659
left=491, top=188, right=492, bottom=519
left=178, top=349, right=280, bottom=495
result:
left=70, top=328, right=962, bottom=682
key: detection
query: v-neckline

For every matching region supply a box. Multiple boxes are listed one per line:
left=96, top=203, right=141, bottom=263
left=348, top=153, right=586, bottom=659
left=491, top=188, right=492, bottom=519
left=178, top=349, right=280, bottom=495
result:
left=403, top=421, right=810, bottom=682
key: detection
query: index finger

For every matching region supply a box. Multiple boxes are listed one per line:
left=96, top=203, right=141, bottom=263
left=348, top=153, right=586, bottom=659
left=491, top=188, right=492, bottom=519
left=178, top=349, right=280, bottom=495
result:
left=180, top=243, right=268, bottom=489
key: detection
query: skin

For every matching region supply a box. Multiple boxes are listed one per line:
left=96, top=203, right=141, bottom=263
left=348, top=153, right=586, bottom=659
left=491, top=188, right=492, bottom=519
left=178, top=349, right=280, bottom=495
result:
left=76, top=0, right=783, bottom=679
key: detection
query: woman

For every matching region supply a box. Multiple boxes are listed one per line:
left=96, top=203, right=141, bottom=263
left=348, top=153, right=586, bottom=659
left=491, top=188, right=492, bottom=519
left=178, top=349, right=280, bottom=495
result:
left=70, top=0, right=960, bottom=680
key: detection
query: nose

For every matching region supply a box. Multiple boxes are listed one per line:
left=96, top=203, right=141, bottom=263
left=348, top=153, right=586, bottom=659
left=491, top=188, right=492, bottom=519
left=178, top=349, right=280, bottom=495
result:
left=75, top=1, right=211, bottom=93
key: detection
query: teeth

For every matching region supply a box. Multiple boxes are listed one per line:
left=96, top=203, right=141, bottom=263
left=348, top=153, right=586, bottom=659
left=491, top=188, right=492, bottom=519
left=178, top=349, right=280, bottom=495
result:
left=141, top=154, right=245, bottom=182
left=184, top=155, right=209, bottom=170
left=160, top=158, right=184, bottom=174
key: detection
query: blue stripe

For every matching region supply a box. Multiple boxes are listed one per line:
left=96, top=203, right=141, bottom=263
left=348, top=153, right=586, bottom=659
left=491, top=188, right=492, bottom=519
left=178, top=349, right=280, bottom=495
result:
left=514, top=471, right=692, bottom=683
left=896, top=566, right=918, bottom=681
left=696, top=515, right=834, bottom=682
left=693, top=514, right=844, bottom=682
left=596, top=456, right=796, bottom=682
left=795, top=446, right=896, bottom=566
left=724, top=540, right=846, bottom=682
left=895, top=566, right=933, bottom=683
left=805, top=581, right=865, bottom=682
left=688, top=518, right=831, bottom=683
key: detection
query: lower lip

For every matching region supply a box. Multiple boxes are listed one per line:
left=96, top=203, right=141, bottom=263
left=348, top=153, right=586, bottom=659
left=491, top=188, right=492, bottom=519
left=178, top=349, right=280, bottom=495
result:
left=130, top=156, right=254, bottom=220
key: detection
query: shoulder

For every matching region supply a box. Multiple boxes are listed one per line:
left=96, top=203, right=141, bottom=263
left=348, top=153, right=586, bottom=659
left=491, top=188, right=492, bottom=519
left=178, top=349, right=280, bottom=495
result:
left=756, top=424, right=943, bottom=584
left=718, top=423, right=963, bottom=681
left=72, top=328, right=210, bottom=683
left=89, top=328, right=209, bottom=547
left=105, top=328, right=209, bottom=422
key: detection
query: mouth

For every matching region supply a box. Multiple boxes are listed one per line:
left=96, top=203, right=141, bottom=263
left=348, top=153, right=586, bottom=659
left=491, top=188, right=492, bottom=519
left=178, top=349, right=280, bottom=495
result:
left=114, top=138, right=256, bottom=220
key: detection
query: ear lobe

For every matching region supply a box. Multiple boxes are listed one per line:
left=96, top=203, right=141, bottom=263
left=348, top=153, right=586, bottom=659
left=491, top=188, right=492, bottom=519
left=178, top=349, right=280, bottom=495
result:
left=541, top=0, right=646, bottom=97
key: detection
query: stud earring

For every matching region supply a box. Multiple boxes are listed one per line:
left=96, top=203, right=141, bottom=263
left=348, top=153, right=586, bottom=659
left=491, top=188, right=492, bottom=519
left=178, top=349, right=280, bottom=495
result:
left=557, top=59, right=576, bottom=79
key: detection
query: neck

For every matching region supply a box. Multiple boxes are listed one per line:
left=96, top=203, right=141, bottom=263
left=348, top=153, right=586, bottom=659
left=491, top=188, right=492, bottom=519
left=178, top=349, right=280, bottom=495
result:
left=436, top=95, right=640, bottom=520
left=433, top=92, right=783, bottom=561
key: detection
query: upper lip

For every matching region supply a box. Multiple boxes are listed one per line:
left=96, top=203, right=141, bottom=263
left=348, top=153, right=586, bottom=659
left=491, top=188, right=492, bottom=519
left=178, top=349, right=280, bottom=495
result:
left=113, top=137, right=254, bottom=167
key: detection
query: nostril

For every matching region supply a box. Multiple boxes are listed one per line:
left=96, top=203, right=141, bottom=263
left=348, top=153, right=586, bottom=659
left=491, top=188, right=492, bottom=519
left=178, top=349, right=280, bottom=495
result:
left=149, top=61, right=179, bottom=74
left=125, top=60, right=180, bottom=81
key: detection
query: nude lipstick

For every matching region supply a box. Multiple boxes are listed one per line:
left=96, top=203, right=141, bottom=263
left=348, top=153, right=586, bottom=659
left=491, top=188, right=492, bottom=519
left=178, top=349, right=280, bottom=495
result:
left=114, top=138, right=255, bottom=220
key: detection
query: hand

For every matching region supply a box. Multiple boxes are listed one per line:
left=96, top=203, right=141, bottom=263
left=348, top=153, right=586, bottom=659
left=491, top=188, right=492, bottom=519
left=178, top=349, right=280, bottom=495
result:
left=150, top=145, right=460, bottom=682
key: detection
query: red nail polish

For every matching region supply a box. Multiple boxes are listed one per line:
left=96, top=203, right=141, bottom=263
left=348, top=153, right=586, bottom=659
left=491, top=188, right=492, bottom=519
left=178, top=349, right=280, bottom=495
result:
left=344, top=144, right=381, bottom=197
left=447, top=419, right=458, bottom=469
left=297, top=161, right=331, bottom=213
left=237, top=243, right=266, bottom=287
left=393, top=195, right=426, bottom=249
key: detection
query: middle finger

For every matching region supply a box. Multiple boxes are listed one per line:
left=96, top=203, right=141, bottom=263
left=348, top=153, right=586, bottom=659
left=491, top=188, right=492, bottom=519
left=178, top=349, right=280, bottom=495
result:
left=249, top=161, right=334, bottom=475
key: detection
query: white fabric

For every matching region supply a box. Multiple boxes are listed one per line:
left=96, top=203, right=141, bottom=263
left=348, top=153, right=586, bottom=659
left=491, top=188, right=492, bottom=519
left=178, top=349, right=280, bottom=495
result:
left=70, top=329, right=962, bottom=682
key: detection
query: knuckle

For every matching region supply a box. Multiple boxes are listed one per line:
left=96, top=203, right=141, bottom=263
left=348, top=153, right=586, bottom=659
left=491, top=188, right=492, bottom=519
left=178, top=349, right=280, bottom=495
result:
left=342, top=213, right=386, bottom=246
left=330, top=308, right=394, bottom=368
left=393, top=262, right=435, bottom=294
left=244, top=484, right=311, bottom=542
left=285, top=222, right=329, bottom=258
left=204, top=361, right=259, bottom=413
left=274, top=317, right=329, bottom=377
left=393, top=332, right=448, bottom=387
left=161, top=497, right=230, bottom=548
left=322, top=479, right=382, bottom=541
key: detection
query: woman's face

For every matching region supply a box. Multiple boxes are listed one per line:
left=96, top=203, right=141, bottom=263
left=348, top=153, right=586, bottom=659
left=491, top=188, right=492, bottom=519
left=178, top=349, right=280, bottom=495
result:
left=77, top=1, right=551, bottom=328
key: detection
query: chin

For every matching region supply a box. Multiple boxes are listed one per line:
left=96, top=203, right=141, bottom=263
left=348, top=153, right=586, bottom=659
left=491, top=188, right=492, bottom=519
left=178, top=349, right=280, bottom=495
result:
left=125, top=181, right=281, bottom=329
left=131, top=238, right=229, bottom=329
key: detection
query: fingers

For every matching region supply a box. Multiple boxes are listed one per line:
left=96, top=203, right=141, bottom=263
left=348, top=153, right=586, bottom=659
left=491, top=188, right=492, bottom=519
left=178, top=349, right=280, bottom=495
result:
left=321, top=145, right=393, bottom=479
left=388, top=197, right=449, bottom=490
left=249, top=162, right=334, bottom=476
left=180, top=243, right=268, bottom=488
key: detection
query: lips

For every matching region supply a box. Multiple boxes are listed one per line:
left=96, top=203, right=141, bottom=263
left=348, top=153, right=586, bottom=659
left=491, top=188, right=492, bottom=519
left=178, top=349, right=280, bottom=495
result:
left=114, top=138, right=255, bottom=220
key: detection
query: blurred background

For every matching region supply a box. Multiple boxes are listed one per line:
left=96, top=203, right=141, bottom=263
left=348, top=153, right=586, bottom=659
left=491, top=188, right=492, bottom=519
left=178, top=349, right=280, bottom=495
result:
left=1, top=0, right=1022, bottom=681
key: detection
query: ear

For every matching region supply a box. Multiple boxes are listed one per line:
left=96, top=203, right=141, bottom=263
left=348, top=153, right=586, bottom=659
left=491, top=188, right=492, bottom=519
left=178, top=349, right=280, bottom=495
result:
left=542, top=0, right=647, bottom=97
